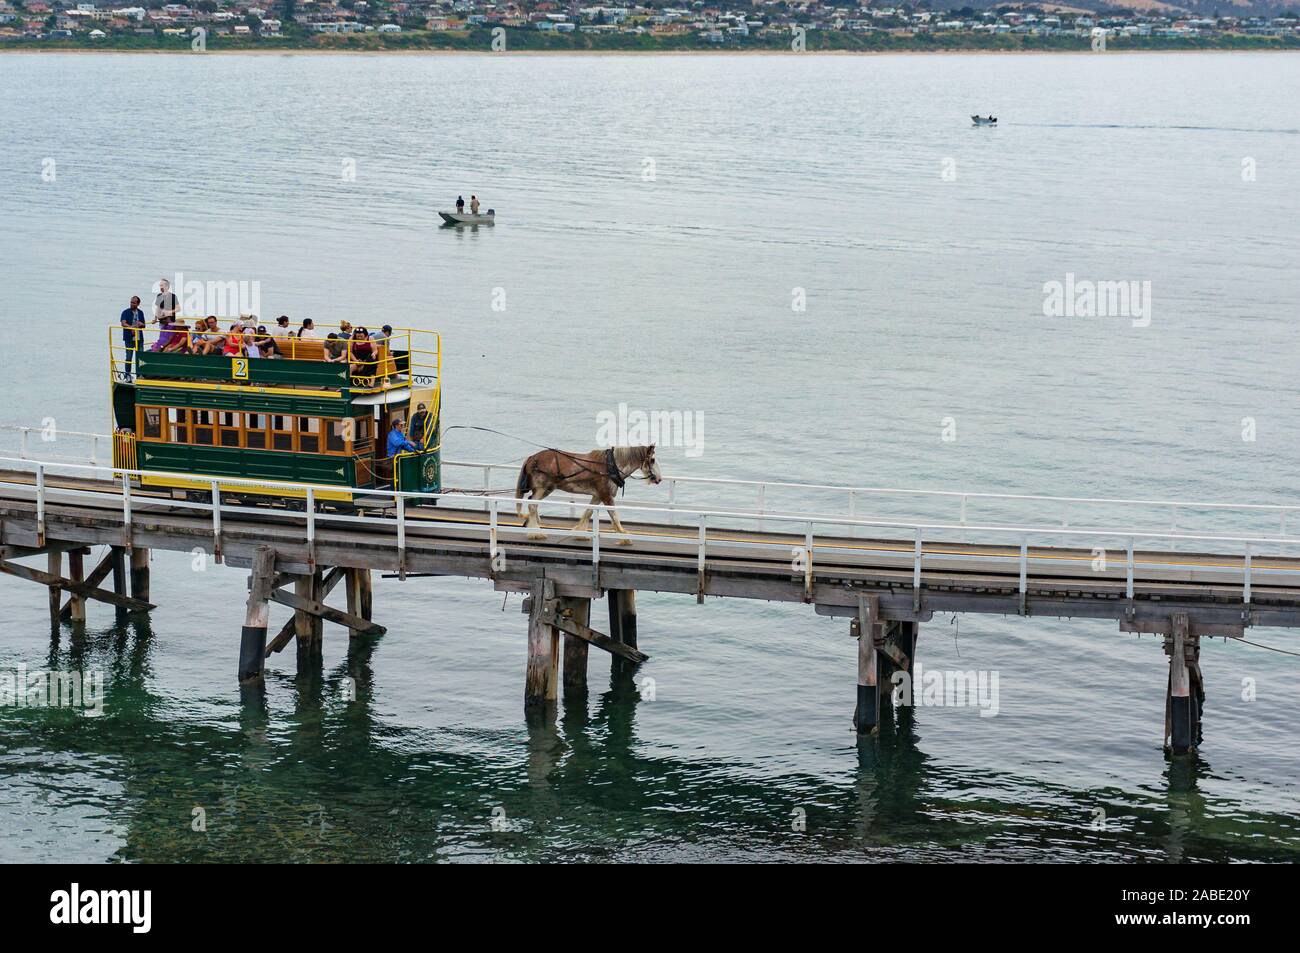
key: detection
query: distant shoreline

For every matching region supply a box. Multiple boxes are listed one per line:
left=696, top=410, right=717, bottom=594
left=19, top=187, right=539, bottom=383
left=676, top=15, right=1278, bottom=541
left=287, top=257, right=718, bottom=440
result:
left=4, top=33, right=1299, bottom=55
left=6, top=45, right=1300, bottom=56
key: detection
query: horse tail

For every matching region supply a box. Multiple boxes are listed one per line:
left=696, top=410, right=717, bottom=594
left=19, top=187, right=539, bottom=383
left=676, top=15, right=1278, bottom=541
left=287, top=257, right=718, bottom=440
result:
left=514, top=459, right=531, bottom=516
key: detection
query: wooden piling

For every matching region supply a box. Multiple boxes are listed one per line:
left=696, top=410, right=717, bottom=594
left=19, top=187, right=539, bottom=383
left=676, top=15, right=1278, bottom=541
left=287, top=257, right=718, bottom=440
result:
left=561, top=596, right=592, bottom=700
left=295, top=571, right=324, bottom=663
left=607, top=589, right=639, bottom=677
left=129, top=547, right=150, bottom=601
left=110, top=545, right=127, bottom=621
left=345, top=568, right=373, bottom=639
left=1165, top=613, right=1201, bottom=755
left=881, top=620, right=918, bottom=711
left=525, top=578, right=558, bottom=718
left=47, top=550, right=62, bottom=626
left=853, top=595, right=881, bottom=734
left=239, top=546, right=276, bottom=682
left=67, top=548, right=87, bottom=624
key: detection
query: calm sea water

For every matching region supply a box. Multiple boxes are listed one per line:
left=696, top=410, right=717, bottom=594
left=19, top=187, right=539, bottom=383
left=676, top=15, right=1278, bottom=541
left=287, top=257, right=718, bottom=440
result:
left=1, top=51, right=1298, bottom=862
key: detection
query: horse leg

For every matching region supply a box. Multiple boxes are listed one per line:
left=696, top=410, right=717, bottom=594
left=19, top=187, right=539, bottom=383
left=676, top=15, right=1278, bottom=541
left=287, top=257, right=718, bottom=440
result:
left=604, top=492, right=633, bottom=544
left=572, top=495, right=600, bottom=534
left=526, top=485, right=552, bottom=540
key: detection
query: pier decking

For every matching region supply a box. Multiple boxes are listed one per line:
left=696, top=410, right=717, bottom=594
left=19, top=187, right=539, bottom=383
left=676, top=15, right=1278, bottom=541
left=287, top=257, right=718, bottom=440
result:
left=2, top=454, right=1298, bottom=757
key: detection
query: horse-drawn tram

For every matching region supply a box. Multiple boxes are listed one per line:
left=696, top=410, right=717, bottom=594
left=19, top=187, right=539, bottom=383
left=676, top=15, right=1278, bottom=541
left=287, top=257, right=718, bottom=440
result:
left=108, top=322, right=442, bottom=507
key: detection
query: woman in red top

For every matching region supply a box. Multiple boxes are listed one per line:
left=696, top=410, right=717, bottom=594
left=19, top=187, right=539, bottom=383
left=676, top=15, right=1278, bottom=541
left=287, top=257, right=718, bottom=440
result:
left=349, top=328, right=377, bottom=383
left=223, top=321, right=246, bottom=356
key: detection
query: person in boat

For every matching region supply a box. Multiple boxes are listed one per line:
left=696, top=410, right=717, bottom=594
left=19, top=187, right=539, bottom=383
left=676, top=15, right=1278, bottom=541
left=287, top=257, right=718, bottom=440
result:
left=386, top=418, right=419, bottom=459
left=324, top=333, right=347, bottom=363
left=456, top=195, right=465, bottom=214
left=470, top=195, right=480, bottom=215
left=408, top=402, right=431, bottom=449
left=119, top=295, right=145, bottom=378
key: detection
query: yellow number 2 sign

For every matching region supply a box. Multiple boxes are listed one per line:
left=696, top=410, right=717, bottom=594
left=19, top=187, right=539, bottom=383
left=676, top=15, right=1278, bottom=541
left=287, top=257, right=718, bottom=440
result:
left=231, top=357, right=249, bottom=380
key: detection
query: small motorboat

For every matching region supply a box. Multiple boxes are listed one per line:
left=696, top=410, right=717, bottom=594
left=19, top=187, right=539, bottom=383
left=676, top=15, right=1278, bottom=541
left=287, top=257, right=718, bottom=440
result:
left=971, top=115, right=997, bottom=126
left=439, top=209, right=496, bottom=226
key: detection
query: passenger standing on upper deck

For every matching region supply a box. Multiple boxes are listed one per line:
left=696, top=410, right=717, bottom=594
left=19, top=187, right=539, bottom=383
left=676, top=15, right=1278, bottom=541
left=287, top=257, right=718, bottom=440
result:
left=119, top=296, right=145, bottom=379
left=386, top=419, right=419, bottom=458
left=153, top=278, right=178, bottom=325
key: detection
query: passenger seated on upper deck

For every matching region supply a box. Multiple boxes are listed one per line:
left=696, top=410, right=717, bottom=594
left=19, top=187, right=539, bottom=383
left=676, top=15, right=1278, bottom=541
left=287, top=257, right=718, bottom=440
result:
left=324, top=333, right=347, bottom=363
left=349, top=327, right=378, bottom=382
left=162, top=319, right=192, bottom=353
left=223, top=321, right=247, bottom=356
left=194, top=316, right=226, bottom=355
left=253, top=326, right=280, bottom=359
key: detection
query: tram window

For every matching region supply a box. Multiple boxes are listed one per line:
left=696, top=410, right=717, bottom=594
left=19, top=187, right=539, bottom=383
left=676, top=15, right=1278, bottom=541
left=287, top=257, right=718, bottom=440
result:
left=219, top=412, right=241, bottom=448
left=168, top=408, right=189, bottom=444
left=141, top=407, right=162, bottom=440
left=299, top=417, right=321, bottom=454
left=327, top=420, right=347, bottom=454
left=246, top=413, right=266, bottom=450
left=194, top=421, right=214, bottom=446
left=272, top=415, right=293, bottom=452
left=355, top=416, right=371, bottom=442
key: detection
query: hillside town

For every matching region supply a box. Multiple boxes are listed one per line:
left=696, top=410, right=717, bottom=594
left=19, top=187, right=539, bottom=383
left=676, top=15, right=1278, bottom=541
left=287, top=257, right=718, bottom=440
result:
left=2, top=0, right=1299, bottom=47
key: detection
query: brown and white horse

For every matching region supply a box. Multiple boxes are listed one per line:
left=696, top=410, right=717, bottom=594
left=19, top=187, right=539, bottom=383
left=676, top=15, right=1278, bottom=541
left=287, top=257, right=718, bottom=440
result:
left=515, top=445, right=662, bottom=541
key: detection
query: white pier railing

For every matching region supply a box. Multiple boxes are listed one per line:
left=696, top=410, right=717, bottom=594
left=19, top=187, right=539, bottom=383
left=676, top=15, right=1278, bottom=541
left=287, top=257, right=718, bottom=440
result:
left=3, top=456, right=1300, bottom=612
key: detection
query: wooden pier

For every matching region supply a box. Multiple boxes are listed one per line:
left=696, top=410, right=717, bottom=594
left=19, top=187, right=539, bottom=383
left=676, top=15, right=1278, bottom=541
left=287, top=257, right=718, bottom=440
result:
left=3, top=459, right=1299, bottom=757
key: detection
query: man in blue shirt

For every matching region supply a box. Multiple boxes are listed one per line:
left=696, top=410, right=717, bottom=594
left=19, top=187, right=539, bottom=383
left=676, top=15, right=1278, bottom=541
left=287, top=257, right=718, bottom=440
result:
left=120, top=296, right=146, bottom=379
left=386, top=419, right=419, bottom=459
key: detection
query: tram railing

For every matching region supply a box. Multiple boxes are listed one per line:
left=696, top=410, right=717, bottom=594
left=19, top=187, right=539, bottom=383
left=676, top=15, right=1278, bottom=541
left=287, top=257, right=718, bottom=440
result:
left=106, top=323, right=441, bottom=395
left=3, top=456, right=1299, bottom=610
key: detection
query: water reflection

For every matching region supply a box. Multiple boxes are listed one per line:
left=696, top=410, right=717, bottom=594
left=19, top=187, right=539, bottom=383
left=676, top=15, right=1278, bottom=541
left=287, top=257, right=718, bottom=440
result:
left=6, top=615, right=1299, bottom=863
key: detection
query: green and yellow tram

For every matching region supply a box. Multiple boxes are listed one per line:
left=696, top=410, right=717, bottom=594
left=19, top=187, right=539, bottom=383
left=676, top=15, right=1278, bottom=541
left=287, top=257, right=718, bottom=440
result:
left=108, top=323, right=442, bottom=506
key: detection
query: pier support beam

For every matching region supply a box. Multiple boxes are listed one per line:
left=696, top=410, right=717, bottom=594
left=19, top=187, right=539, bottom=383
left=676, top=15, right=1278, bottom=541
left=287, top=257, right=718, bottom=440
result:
left=561, top=596, right=592, bottom=701
left=607, top=589, right=639, bottom=678
left=853, top=595, right=882, bottom=734
left=344, top=568, right=373, bottom=639
left=66, top=548, right=87, bottom=624
left=129, top=547, right=150, bottom=602
left=239, top=547, right=276, bottom=683
left=1164, top=613, right=1204, bottom=755
left=294, top=571, right=325, bottom=665
left=47, top=550, right=63, bottom=626
left=880, top=620, right=918, bottom=713
left=525, top=578, right=559, bottom=721
left=110, top=546, right=128, bottom=623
